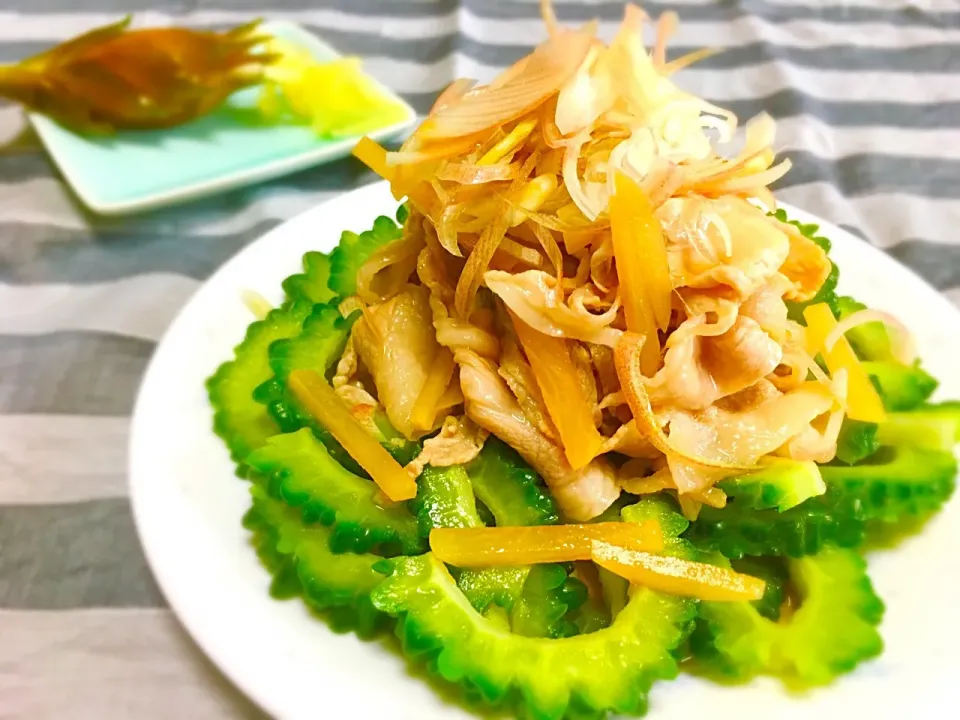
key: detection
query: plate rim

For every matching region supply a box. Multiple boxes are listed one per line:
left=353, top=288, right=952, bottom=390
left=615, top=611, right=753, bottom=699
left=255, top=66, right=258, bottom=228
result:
left=128, top=181, right=960, bottom=719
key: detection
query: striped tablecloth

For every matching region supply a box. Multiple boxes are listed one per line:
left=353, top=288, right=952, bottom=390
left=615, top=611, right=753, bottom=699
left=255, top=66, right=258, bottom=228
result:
left=2, top=1, right=958, bottom=717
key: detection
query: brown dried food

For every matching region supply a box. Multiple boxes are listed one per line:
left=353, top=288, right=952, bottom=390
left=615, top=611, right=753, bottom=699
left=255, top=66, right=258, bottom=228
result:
left=0, top=17, right=276, bottom=133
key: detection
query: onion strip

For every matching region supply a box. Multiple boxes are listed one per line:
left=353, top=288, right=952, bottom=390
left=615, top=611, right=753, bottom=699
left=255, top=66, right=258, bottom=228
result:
left=430, top=78, right=477, bottom=115
left=416, top=28, right=593, bottom=142
left=453, top=198, right=511, bottom=316
left=355, top=233, right=424, bottom=305
left=532, top=222, right=565, bottom=280
left=437, top=162, right=519, bottom=185
left=662, top=47, right=719, bottom=74
left=824, top=309, right=916, bottom=366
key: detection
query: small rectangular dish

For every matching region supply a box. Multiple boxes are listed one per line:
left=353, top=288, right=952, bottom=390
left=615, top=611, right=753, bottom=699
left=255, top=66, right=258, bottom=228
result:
left=28, top=20, right=415, bottom=216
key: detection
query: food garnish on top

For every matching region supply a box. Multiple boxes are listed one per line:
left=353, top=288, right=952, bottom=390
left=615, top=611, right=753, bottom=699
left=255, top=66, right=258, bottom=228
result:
left=346, top=0, right=903, bottom=522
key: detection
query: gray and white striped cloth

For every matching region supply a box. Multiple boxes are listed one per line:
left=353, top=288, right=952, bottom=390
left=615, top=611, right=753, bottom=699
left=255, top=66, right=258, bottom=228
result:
left=2, top=1, right=959, bottom=717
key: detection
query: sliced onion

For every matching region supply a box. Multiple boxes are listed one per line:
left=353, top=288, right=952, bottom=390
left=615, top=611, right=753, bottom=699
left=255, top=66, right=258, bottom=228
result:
left=485, top=269, right=622, bottom=346
left=532, top=222, right=564, bottom=280
left=387, top=134, right=484, bottom=166
left=564, top=131, right=601, bottom=220
left=751, top=186, right=777, bottom=212
left=355, top=234, right=423, bottom=305
left=435, top=321, right=500, bottom=358
left=555, top=46, right=607, bottom=137
left=652, top=11, right=678, bottom=67
left=436, top=202, right=466, bottom=258
left=520, top=208, right=602, bottom=236
left=682, top=114, right=775, bottom=187
left=430, top=177, right=450, bottom=205
left=684, top=148, right=770, bottom=190
left=783, top=370, right=848, bottom=463
left=564, top=251, right=592, bottom=290
left=540, top=0, right=559, bottom=35
left=460, top=233, right=545, bottom=268
left=589, top=235, right=616, bottom=293
left=705, top=158, right=793, bottom=194
left=824, top=309, right=917, bottom=366
left=543, top=114, right=579, bottom=149
left=241, top=289, right=272, bottom=320
left=430, top=78, right=477, bottom=116
left=697, top=100, right=738, bottom=144
left=454, top=199, right=511, bottom=316
left=418, top=28, right=594, bottom=142
left=662, top=47, right=719, bottom=75
left=477, top=118, right=538, bottom=165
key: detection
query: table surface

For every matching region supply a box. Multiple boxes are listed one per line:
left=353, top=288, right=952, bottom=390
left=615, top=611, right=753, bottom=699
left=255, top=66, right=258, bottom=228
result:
left=2, top=1, right=960, bottom=717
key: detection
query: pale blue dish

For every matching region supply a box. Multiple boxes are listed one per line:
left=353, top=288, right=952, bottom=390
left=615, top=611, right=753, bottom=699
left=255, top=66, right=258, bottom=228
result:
left=28, top=20, right=416, bottom=216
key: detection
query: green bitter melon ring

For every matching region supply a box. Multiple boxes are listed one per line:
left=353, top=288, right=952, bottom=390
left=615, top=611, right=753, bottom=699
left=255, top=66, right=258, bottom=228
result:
left=693, top=546, right=884, bottom=687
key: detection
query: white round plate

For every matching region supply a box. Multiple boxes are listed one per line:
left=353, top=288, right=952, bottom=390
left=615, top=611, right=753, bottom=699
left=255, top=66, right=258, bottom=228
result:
left=130, top=181, right=960, bottom=720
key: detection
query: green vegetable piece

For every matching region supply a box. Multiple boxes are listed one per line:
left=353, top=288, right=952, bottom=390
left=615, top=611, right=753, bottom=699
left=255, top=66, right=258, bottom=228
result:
left=244, top=488, right=386, bottom=637
left=689, top=445, right=956, bottom=558
left=412, top=459, right=581, bottom=634
left=693, top=546, right=884, bottom=687
left=877, top=401, right=960, bottom=451
left=834, top=295, right=893, bottom=361
left=328, top=215, right=402, bottom=297
left=456, top=566, right=532, bottom=614
left=207, top=300, right=313, bottom=465
left=622, top=496, right=708, bottom=566
left=246, top=428, right=423, bottom=555
left=371, top=553, right=695, bottom=719
left=467, top=437, right=558, bottom=527
left=863, top=360, right=939, bottom=412
left=687, top=483, right=865, bottom=560
left=729, top=557, right=790, bottom=622
left=598, top=567, right=629, bottom=620
left=396, top=202, right=410, bottom=225
left=511, top=564, right=587, bottom=639
left=411, top=465, right=485, bottom=535
left=252, top=302, right=363, bottom=472
left=590, top=494, right=636, bottom=524
left=569, top=498, right=692, bottom=637
left=622, top=496, right=690, bottom=541
left=835, top=419, right=880, bottom=465
left=245, top=495, right=301, bottom=600
left=570, top=598, right=612, bottom=635
left=281, top=251, right=336, bottom=306
left=411, top=462, right=529, bottom=612
left=269, top=302, right=354, bottom=383
left=369, top=414, right=422, bottom=465
left=719, top=459, right=826, bottom=512
left=822, top=445, right=957, bottom=523
left=832, top=294, right=939, bottom=413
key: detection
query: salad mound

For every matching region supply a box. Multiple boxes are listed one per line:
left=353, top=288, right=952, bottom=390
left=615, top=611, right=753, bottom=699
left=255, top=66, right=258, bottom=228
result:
left=207, top=3, right=958, bottom=717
